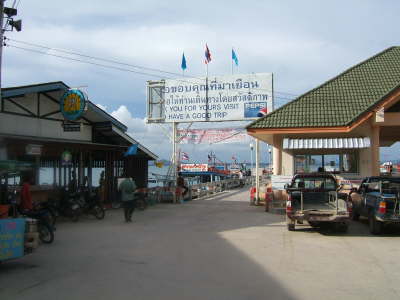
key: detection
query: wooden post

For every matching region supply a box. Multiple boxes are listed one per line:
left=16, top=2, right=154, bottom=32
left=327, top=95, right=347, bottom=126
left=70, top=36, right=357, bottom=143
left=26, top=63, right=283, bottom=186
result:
left=255, top=139, right=260, bottom=205
left=88, top=152, right=92, bottom=189
left=53, top=160, right=57, bottom=187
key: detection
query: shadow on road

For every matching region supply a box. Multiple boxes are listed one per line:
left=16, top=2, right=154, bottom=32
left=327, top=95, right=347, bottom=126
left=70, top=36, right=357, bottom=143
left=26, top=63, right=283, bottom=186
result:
left=1, top=188, right=297, bottom=300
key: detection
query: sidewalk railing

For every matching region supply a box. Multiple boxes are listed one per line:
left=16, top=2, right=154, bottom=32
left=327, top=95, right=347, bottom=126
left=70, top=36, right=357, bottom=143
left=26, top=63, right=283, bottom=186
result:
left=144, top=176, right=252, bottom=204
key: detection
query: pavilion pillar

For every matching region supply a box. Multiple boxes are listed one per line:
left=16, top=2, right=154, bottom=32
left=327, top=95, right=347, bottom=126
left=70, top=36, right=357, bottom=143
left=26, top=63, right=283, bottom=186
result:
left=371, top=125, right=380, bottom=176
left=273, top=135, right=283, bottom=175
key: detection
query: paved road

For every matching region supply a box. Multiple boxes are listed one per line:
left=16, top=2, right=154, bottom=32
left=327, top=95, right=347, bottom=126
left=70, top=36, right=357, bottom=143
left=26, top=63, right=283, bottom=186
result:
left=1, top=188, right=400, bottom=300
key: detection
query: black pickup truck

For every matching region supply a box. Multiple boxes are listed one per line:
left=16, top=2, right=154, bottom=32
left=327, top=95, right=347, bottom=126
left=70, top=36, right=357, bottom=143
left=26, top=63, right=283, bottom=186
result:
left=285, top=173, right=350, bottom=232
left=349, top=176, right=400, bottom=234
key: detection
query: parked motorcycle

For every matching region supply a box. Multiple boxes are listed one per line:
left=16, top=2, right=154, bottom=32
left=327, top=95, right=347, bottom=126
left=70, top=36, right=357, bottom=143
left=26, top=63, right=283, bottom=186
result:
left=35, top=199, right=58, bottom=226
left=58, top=188, right=82, bottom=222
left=20, top=209, right=55, bottom=244
left=77, top=187, right=105, bottom=220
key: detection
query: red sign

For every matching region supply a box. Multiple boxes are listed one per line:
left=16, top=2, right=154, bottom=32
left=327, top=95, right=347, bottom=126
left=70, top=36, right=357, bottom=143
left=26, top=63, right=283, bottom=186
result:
left=180, top=164, right=208, bottom=172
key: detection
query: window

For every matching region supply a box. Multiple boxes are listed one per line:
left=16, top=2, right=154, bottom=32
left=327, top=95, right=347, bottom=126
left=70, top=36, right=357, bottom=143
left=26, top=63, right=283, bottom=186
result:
left=294, top=153, right=358, bottom=174
left=293, top=176, right=336, bottom=189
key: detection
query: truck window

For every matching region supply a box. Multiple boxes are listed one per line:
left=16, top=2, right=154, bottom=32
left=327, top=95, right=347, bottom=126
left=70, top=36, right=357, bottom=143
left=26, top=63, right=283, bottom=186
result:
left=294, top=177, right=336, bottom=189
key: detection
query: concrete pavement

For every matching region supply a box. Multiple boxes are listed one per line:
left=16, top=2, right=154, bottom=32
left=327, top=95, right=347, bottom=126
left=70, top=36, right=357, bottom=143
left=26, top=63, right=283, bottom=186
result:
left=1, top=188, right=400, bottom=300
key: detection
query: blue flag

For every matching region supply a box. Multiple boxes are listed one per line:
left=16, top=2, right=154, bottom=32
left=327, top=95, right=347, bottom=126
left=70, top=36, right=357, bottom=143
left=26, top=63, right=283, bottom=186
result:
left=124, top=144, right=138, bottom=157
left=181, top=52, right=187, bottom=70
left=232, top=49, right=238, bottom=66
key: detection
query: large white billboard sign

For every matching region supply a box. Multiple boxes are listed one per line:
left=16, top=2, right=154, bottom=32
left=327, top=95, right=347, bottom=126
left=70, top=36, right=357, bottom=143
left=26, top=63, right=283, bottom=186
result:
left=178, top=128, right=249, bottom=144
left=147, top=73, right=273, bottom=123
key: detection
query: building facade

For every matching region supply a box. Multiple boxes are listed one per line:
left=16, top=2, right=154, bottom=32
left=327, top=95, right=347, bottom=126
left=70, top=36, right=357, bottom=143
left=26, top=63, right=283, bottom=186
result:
left=247, top=47, right=400, bottom=178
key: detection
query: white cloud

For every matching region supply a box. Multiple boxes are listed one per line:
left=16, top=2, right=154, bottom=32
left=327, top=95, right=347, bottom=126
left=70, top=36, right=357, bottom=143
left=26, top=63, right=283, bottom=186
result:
left=5, top=0, right=400, bottom=162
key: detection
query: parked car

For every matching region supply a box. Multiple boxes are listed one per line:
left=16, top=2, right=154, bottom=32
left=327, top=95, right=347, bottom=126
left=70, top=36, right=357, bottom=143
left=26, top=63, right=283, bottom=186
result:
left=285, top=173, right=350, bottom=232
left=349, top=176, right=400, bottom=234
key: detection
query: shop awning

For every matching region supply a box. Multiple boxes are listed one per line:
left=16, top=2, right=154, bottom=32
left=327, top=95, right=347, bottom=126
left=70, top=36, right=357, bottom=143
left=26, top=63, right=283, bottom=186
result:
left=282, top=137, right=371, bottom=149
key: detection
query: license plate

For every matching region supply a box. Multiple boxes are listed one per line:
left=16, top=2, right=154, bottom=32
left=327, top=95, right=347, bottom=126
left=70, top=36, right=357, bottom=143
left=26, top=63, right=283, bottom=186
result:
left=308, top=216, right=326, bottom=221
left=72, top=204, right=79, bottom=210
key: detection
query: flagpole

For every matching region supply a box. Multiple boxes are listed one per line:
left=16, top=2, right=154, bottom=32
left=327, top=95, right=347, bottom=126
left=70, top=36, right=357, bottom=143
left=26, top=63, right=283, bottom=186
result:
left=231, top=47, right=233, bottom=75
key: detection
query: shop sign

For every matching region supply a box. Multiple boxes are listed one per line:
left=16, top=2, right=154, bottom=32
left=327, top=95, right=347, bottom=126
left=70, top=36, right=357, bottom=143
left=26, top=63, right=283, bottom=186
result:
left=0, top=218, right=25, bottom=261
left=61, top=150, right=72, bottom=166
left=62, top=122, right=81, bottom=132
left=60, top=89, right=87, bottom=121
left=180, top=164, right=208, bottom=172
left=26, top=144, right=42, bottom=155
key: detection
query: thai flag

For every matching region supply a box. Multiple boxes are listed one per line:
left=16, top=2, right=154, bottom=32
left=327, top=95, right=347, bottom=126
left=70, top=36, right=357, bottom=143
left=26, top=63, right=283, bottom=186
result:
left=181, top=152, right=189, bottom=161
left=257, top=107, right=268, bottom=117
left=205, top=44, right=212, bottom=64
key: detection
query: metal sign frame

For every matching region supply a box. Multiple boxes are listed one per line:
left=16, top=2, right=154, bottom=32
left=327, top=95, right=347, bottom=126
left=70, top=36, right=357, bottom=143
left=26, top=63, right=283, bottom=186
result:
left=146, top=73, right=273, bottom=124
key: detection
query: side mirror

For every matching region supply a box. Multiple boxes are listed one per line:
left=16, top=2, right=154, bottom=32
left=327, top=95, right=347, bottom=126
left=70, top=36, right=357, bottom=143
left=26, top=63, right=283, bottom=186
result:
left=284, top=183, right=289, bottom=190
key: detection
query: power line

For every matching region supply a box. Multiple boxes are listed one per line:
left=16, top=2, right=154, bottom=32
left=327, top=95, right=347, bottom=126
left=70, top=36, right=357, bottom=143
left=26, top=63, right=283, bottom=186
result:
left=6, top=37, right=300, bottom=98
left=6, top=42, right=297, bottom=106
left=7, top=37, right=199, bottom=79
left=6, top=44, right=176, bottom=79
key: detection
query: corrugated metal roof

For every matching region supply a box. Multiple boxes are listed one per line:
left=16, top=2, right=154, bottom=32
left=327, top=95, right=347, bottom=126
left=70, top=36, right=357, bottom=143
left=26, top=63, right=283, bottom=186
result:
left=1, top=81, right=128, bottom=132
left=282, top=137, right=371, bottom=149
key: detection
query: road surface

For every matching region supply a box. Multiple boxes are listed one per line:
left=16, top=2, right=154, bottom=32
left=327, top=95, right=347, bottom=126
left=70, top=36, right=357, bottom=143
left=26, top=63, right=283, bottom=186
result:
left=1, top=188, right=400, bottom=299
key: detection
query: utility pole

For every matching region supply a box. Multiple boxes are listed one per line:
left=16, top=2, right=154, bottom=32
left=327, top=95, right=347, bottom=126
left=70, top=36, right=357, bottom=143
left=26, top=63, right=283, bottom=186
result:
left=0, top=2, right=22, bottom=101
left=0, top=0, right=5, bottom=102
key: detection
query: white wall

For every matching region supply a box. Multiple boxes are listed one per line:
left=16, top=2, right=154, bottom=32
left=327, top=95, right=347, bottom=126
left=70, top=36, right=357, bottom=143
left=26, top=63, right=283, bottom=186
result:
left=0, top=112, right=92, bottom=141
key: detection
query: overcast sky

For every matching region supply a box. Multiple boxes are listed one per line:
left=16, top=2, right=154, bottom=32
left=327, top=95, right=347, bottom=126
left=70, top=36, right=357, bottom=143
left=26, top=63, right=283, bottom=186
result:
left=3, top=0, right=400, bottom=162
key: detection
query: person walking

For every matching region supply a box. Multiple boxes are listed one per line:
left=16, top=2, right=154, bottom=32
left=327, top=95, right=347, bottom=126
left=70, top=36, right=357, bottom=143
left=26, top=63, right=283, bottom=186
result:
left=119, top=176, right=137, bottom=222
left=177, top=173, right=188, bottom=195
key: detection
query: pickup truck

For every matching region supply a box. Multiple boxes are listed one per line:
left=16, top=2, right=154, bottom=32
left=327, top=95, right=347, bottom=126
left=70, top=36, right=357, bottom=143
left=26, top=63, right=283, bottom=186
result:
left=285, top=173, right=350, bottom=232
left=349, top=176, right=400, bottom=234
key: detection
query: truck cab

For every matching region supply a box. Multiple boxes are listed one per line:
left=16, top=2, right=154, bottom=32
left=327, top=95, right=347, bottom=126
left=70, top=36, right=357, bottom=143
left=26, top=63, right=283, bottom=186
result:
left=350, top=176, right=400, bottom=234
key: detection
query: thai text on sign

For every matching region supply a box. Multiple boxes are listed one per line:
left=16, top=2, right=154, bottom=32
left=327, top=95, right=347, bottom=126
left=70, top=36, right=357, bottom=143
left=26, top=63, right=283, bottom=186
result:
left=0, top=219, right=25, bottom=261
left=163, top=73, right=273, bottom=123
left=180, top=164, right=208, bottom=172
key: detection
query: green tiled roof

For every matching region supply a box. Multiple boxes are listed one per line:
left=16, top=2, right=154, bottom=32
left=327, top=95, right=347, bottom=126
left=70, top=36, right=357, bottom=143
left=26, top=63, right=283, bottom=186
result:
left=247, top=47, right=400, bottom=129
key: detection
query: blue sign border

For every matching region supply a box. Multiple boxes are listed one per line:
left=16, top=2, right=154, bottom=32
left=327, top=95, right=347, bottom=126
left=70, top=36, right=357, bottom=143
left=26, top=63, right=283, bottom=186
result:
left=60, top=89, right=87, bottom=121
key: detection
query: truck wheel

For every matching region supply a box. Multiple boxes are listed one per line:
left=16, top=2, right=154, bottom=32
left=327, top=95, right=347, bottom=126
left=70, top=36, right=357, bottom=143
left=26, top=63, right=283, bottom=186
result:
left=369, top=212, right=382, bottom=235
left=287, top=223, right=295, bottom=231
left=351, top=211, right=360, bottom=221
left=334, top=222, right=348, bottom=233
